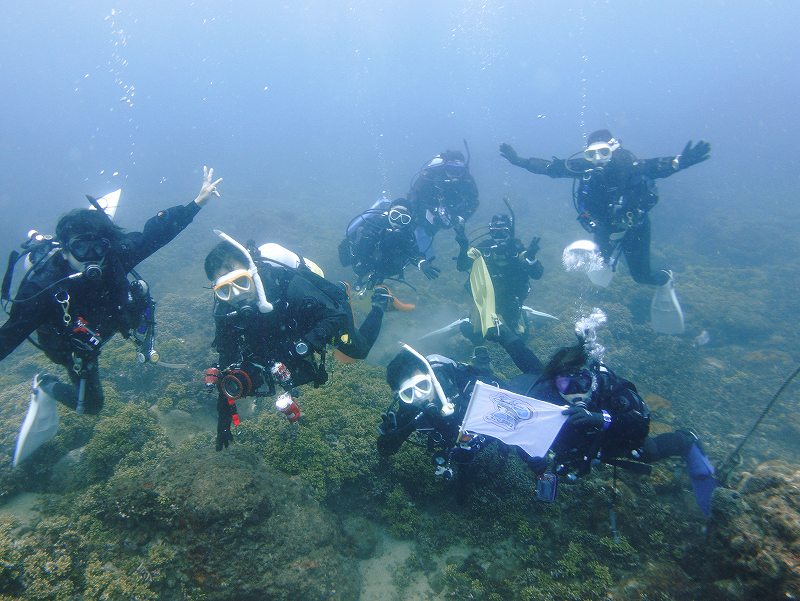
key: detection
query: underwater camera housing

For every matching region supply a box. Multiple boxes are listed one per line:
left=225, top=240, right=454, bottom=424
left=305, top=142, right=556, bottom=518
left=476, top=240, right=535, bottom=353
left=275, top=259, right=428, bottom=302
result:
left=535, top=472, right=558, bottom=503
left=432, top=453, right=454, bottom=480
left=219, top=361, right=266, bottom=400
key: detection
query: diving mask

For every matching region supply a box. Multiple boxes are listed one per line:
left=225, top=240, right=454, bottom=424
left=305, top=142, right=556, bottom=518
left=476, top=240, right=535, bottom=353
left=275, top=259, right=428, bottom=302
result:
left=213, top=229, right=273, bottom=313
left=490, top=225, right=511, bottom=241
left=555, top=368, right=595, bottom=404
left=443, top=161, right=467, bottom=181
left=388, top=208, right=412, bottom=228
left=426, top=155, right=467, bottom=181
left=66, top=234, right=111, bottom=262
left=213, top=269, right=255, bottom=302
left=397, top=373, right=434, bottom=405
left=583, top=138, right=620, bottom=166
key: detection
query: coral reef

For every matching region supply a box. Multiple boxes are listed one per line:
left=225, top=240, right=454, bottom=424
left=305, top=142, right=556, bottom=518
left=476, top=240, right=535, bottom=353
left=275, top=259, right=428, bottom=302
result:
left=0, top=445, right=361, bottom=600
left=0, top=192, right=797, bottom=599
left=702, top=461, right=800, bottom=600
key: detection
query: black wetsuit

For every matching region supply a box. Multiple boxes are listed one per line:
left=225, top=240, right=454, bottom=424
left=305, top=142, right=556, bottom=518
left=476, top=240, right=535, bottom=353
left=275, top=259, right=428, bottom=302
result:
left=213, top=262, right=363, bottom=381
left=512, top=149, right=683, bottom=286
left=408, top=167, right=479, bottom=258
left=0, top=202, right=202, bottom=413
left=347, top=224, right=424, bottom=287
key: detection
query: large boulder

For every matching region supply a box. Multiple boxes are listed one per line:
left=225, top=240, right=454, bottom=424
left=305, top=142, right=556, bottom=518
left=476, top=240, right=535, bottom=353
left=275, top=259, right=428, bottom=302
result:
left=704, top=461, right=800, bottom=600
left=88, top=444, right=362, bottom=600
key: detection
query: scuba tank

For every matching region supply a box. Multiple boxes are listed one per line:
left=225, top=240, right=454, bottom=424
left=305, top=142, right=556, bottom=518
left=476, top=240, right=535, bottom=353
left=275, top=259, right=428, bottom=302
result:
left=1, top=230, right=65, bottom=312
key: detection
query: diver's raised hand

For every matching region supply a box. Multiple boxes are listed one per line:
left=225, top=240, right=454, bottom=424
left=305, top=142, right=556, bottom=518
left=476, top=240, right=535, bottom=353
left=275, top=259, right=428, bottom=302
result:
left=194, top=165, right=224, bottom=206
left=677, top=141, right=711, bottom=170
left=453, top=218, right=468, bottom=246
left=499, top=143, right=522, bottom=166
left=526, top=236, right=541, bottom=258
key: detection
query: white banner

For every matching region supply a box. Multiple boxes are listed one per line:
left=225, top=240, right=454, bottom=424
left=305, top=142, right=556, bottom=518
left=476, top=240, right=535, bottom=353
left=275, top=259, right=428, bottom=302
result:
left=461, top=381, right=569, bottom=458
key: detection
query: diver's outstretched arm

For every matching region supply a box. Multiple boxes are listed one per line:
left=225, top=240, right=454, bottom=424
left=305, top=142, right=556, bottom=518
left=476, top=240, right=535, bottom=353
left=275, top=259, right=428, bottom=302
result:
left=499, top=143, right=574, bottom=178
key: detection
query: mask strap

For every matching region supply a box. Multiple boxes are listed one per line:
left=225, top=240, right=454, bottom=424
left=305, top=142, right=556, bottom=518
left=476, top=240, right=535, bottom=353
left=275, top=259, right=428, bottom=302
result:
left=400, top=343, right=455, bottom=416
left=213, top=229, right=273, bottom=313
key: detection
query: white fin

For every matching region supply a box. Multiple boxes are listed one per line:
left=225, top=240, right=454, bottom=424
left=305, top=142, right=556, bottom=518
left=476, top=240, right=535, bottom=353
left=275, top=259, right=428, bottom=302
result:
left=13, top=376, right=60, bottom=467
left=89, top=188, right=121, bottom=220
left=521, top=306, right=559, bottom=321
left=419, top=317, right=471, bottom=340
left=651, top=273, right=685, bottom=335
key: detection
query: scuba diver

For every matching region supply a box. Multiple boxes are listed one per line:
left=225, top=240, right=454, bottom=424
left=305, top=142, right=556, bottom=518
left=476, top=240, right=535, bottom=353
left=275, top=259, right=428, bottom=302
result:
left=496, top=323, right=717, bottom=517
left=377, top=322, right=559, bottom=477
left=381, top=318, right=716, bottom=516
left=407, top=148, right=479, bottom=259
left=0, top=166, right=223, bottom=465
left=377, top=344, right=507, bottom=479
left=500, top=130, right=711, bottom=335
left=338, top=197, right=439, bottom=291
left=204, top=233, right=387, bottom=451
left=455, top=204, right=544, bottom=336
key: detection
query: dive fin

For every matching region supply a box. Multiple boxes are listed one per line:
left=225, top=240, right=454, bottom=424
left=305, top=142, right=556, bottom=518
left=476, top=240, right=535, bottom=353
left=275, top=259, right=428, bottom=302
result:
left=521, top=306, right=560, bottom=321
left=153, top=361, right=190, bottom=370
left=685, top=443, right=717, bottom=518
left=650, top=271, right=685, bottom=335
left=388, top=287, right=415, bottom=312
left=13, top=374, right=60, bottom=468
left=419, top=317, right=470, bottom=340
left=87, top=188, right=121, bottom=220
left=468, top=248, right=500, bottom=336
left=333, top=349, right=359, bottom=364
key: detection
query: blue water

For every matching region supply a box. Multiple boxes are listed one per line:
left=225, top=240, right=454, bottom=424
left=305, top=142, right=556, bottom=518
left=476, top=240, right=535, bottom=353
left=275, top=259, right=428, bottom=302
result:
left=2, top=1, right=798, bottom=235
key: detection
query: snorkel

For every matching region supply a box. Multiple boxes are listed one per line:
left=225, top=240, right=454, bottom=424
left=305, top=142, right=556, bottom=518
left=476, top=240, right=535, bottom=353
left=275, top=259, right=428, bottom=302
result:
left=401, top=343, right=455, bottom=417
left=213, top=229, right=273, bottom=313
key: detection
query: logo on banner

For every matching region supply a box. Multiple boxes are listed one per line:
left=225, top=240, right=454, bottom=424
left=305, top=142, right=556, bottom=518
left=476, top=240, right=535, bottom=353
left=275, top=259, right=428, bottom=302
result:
left=484, top=392, right=536, bottom=431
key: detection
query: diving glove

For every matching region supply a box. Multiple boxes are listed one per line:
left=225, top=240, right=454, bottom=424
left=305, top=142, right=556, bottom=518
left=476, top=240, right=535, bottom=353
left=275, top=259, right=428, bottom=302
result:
left=499, top=143, right=522, bottom=166
left=378, top=411, right=398, bottom=435
left=418, top=259, right=440, bottom=280
left=562, top=406, right=610, bottom=431
left=677, top=140, right=711, bottom=169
